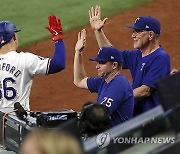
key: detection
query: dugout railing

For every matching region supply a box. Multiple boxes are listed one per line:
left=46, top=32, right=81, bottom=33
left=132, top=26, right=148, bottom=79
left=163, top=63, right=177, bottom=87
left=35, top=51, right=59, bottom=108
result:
left=83, top=105, right=180, bottom=154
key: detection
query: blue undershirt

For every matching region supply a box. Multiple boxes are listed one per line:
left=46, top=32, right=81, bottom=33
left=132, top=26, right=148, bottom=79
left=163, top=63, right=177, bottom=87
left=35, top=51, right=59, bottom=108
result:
left=48, top=40, right=66, bottom=74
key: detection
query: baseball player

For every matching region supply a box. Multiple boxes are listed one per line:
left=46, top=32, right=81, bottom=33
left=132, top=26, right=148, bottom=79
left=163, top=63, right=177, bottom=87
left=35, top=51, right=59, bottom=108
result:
left=0, top=14, right=66, bottom=110
left=89, top=6, right=170, bottom=116
left=74, top=29, right=134, bottom=127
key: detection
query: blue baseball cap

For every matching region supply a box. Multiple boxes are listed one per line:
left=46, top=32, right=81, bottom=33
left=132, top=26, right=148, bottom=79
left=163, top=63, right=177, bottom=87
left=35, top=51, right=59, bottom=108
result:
left=127, top=16, right=161, bottom=34
left=89, top=46, right=122, bottom=63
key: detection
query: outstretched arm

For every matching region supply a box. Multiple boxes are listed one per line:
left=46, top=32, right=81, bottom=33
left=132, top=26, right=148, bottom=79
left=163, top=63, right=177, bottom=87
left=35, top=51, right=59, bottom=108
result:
left=89, top=5, right=112, bottom=48
left=45, top=14, right=66, bottom=74
left=74, top=29, right=88, bottom=89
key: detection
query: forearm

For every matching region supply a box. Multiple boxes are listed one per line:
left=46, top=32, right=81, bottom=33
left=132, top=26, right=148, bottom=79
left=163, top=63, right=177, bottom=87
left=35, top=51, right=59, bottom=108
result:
left=133, top=85, right=152, bottom=99
left=74, top=51, right=87, bottom=87
left=48, top=40, right=66, bottom=74
left=94, top=29, right=112, bottom=48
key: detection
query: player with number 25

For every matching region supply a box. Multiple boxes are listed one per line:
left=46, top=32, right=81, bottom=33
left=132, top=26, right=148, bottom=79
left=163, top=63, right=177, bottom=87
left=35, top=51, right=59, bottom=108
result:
left=74, top=29, right=134, bottom=127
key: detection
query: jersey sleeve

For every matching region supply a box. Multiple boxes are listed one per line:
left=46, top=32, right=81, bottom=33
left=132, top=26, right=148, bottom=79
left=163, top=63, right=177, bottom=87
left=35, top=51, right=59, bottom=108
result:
left=48, top=40, right=66, bottom=74
left=119, top=49, right=140, bottom=69
left=22, top=52, right=50, bottom=76
left=142, top=56, right=170, bottom=89
left=87, top=77, right=103, bottom=93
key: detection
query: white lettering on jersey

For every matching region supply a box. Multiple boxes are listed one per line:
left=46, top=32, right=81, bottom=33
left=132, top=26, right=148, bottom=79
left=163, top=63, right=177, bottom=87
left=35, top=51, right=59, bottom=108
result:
left=101, top=97, right=114, bottom=107
left=140, top=63, right=146, bottom=71
left=0, top=63, right=21, bottom=78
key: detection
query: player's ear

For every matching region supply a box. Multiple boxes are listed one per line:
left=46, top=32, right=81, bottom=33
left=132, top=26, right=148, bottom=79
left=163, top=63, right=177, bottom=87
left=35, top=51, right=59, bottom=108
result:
left=148, top=31, right=155, bottom=40
left=12, top=33, right=17, bottom=41
left=112, top=62, right=118, bottom=70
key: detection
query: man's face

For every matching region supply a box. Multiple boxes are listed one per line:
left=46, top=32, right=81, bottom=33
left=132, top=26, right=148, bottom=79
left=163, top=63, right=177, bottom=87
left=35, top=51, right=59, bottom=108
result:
left=96, top=61, right=114, bottom=78
left=131, top=29, right=150, bottom=49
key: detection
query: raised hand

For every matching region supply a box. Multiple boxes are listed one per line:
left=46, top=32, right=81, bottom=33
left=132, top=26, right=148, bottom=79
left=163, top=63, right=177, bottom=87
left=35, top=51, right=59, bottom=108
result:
left=45, top=14, right=63, bottom=41
left=89, top=5, right=108, bottom=31
left=75, top=29, right=86, bottom=52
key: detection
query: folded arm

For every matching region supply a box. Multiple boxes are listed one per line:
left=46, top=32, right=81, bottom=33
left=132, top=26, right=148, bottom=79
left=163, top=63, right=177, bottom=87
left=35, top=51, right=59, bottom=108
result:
left=133, top=85, right=153, bottom=100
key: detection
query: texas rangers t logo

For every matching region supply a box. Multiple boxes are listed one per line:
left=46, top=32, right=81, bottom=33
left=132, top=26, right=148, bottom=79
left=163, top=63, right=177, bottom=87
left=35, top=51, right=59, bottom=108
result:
left=134, top=17, right=140, bottom=23
left=140, top=63, right=146, bottom=71
left=98, top=48, right=102, bottom=55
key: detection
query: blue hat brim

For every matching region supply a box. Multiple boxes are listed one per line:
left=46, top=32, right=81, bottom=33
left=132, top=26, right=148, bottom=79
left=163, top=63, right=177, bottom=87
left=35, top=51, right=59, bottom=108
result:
left=14, top=29, right=21, bottom=32
left=89, top=57, right=108, bottom=62
left=127, top=25, right=144, bottom=30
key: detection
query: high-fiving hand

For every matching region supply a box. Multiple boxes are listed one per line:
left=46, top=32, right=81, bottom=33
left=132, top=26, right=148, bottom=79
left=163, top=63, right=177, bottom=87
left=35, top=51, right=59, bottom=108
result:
left=45, top=14, right=63, bottom=41
left=89, top=5, right=108, bottom=31
left=75, top=29, right=86, bottom=52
